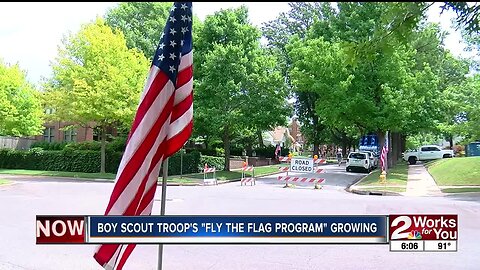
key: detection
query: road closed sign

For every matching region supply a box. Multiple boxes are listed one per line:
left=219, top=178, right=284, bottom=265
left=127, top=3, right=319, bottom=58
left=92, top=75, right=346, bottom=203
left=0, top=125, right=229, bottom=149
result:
left=290, top=158, right=314, bottom=173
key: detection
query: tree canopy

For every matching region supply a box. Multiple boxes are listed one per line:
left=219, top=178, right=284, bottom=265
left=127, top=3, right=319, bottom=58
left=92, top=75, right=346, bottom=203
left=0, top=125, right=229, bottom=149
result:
left=0, top=59, right=44, bottom=137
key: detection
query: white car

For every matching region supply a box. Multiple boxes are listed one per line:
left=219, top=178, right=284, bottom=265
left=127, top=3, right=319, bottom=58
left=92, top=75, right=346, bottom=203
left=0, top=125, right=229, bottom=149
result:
left=346, top=152, right=372, bottom=172
left=361, top=151, right=379, bottom=169
left=403, top=145, right=454, bottom=165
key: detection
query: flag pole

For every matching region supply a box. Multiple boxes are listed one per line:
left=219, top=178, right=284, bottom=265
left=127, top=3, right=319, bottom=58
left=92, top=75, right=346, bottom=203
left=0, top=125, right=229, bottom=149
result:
left=158, top=158, right=169, bottom=270
left=385, top=131, right=389, bottom=175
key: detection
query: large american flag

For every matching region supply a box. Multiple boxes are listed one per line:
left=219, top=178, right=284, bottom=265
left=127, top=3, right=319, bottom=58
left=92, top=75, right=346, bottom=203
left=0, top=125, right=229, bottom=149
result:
left=380, top=131, right=389, bottom=171
left=93, top=2, right=193, bottom=269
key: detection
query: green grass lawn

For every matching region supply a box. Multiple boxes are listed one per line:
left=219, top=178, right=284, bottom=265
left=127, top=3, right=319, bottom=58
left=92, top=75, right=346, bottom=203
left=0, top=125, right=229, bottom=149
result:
left=0, top=179, right=10, bottom=185
left=428, top=157, right=480, bottom=186
left=356, top=163, right=409, bottom=186
left=0, top=169, right=117, bottom=179
left=0, top=164, right=285, bottom=185
left=441, top=187, right=480, bottom=193
left=0, top=169, right=199, bottom=184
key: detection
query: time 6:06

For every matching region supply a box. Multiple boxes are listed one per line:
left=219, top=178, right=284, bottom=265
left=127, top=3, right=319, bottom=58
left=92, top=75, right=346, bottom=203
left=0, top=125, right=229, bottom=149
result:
left=401, top=242, right=418, bottom=249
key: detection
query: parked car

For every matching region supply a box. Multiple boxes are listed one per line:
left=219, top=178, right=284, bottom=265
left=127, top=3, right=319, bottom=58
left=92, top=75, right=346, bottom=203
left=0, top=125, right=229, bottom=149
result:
left=403, top=145, right=454, bottom=165
left=346, top=152, right=372, bottom=173
left=361, top=151, right=379, bottom=169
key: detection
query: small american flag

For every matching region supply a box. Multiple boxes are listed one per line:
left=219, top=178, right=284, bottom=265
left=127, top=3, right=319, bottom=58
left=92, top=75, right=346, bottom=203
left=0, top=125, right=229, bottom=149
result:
left=93, top=2, right=193, bottom=269
left=380, top=131, right=389, bottom=171
left=275, top=144, right=281, bottom=158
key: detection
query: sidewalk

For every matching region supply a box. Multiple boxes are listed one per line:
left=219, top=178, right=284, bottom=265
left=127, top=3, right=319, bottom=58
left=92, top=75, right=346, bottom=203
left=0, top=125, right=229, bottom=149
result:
left=405, top=164, right=443, bottom=197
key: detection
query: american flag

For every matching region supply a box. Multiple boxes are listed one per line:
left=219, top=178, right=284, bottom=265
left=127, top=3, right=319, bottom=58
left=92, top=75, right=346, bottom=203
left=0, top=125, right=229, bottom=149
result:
left=275, top=144, right=281, bottom=158
left=380, top=131, right=389, bottom=171
left=93, top=2, right=193, bottom=269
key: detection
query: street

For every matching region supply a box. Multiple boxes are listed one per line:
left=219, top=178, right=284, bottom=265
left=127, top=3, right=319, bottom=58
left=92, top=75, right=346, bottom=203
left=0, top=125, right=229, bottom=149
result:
left=0, top=164, right=479, bottom=270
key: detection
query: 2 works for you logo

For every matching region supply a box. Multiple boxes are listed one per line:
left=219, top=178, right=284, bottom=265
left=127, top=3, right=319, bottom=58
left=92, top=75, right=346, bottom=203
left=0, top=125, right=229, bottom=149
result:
left=389, top=215, right=457, bottom=241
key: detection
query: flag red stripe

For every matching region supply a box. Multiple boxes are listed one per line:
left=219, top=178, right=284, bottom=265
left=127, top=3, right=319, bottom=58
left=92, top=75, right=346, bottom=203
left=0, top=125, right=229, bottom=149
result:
left=94, top=244, right=120, bottom=268
left=105, top=93, right=174, bottom=214
left=170, top=94, right=193, bottom=122
left=128, top=71, right=169, bottom=141
left=176, top=65, right=193, bottom=88
left=116, top=244, right=136, bottom=270
left=165, top=120, right=193, bottom=157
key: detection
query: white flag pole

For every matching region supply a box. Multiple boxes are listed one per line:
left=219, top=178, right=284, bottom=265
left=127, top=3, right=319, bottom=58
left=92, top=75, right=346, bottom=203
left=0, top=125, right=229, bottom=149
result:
left=158, top=158, right=169, bottom=270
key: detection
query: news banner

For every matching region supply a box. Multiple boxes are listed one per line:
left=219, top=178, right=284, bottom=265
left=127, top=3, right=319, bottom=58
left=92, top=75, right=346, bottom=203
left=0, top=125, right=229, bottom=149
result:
left=36, top=215, right=457, bottom=252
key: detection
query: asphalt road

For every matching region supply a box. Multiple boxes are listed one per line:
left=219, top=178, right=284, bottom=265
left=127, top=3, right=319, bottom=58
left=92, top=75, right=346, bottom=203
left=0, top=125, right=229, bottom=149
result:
left=0, top=164, right=479, bottom=270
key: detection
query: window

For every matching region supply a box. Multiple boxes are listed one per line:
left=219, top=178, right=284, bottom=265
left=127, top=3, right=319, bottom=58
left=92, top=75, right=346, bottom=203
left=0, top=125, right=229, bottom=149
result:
left=64, top=129, right=77, bottom=142
left=421, top=147, right=429, bottom=152
left=430, top=146, right=441, bottom=151
left=43, top=127, right=55, bottom=142
left=349, top=153, right=366, bottom=159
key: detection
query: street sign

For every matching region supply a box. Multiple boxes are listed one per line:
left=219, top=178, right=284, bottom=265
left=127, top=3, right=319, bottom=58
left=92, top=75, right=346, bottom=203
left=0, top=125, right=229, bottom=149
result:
left=290, top=158, right=314, bottom=173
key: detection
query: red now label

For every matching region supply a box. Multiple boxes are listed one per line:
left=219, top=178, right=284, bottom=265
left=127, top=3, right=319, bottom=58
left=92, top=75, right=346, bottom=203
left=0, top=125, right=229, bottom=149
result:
left=36, top=216, right=85, bottom=244
left=389, top=215, right=457, bottom=241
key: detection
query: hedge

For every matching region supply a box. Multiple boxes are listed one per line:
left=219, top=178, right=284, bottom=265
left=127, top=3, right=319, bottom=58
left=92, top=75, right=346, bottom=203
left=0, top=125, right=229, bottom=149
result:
left=166, top=151, right=201, bottom=176
left=0, top=148, right=206, bottom=175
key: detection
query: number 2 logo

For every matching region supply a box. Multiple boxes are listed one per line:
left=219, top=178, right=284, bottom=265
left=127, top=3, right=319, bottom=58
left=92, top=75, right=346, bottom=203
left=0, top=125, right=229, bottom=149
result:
left=391, top=216, right=412, bottom=240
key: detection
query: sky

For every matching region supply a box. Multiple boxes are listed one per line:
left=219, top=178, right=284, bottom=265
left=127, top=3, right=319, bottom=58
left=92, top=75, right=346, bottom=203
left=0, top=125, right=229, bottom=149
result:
left=0, top=2, right=470, bottom=85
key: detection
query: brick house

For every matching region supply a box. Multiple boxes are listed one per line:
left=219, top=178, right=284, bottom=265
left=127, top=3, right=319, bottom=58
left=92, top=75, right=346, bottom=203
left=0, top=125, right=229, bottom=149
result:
left=34, top=121, right=94, bottom=143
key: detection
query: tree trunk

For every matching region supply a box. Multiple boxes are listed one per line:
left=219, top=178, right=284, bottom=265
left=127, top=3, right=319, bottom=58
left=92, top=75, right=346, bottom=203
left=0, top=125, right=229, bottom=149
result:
left=204, top=135, right=208, bottom=150
left=313, top=143, right=320, bottom=157
left=449, top=135, right=454, bottom=149
left=390, top=132, right=396, bottom=167
left=341, top=134, right=348, bottom=158
left=257, top=129, right=264, bottom=148
left=223, top=128, right=230, bottom=171
left=100, top=125, right=106, bottom=174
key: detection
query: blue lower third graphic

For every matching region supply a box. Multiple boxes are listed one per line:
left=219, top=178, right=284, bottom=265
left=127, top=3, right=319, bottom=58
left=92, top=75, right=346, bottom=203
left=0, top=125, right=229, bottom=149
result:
left=87, top=215, right=387, bottom=244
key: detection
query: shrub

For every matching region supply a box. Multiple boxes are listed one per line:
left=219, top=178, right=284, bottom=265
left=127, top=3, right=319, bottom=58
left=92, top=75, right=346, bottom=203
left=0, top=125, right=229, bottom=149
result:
left=30, top=141, right=68, bottom=150
left=200, top=155, right=225, bottom=171
left=64, top=141, right=102, bottom=151
left=107, top=136, right=127, bottom=152
left=253, top=146, right=289, bottom=158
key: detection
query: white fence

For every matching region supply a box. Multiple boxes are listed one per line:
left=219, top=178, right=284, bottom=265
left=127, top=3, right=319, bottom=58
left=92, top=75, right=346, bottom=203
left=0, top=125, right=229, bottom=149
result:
left=0, top=136, right=36, bottom=150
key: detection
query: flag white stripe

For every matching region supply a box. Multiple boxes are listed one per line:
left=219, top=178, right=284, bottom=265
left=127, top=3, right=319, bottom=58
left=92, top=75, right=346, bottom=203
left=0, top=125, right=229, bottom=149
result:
left=135, top=159, right=163, bottom=215
left=174, top=77, right=193, bottom=105
left=109, top=116, right=171, bottom=215
left=140, top=67, right=160, bottom=101
left=167, top=105, right=193, bottom=139
left=178, top=51, right=193, bottom=72
left=104, top=244, right=123, bottom=270
left=113, top=79, right=174, bottom=185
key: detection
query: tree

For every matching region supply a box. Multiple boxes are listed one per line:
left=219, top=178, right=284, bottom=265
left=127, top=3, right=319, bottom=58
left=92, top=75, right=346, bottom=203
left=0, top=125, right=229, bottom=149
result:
left=0, top=59, right=44, bottom=136
left=194, top=6, right=290, bottom=170
left=262, top=2, right=331, bottom=155
left=105, top=2, right=203, bottom=60
left=44, top=18, right=150, bottom=173
left=105, top=2, right=172, bottom=59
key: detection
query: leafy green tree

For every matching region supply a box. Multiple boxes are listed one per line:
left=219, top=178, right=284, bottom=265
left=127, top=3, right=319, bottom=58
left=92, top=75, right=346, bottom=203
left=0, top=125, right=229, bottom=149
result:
left=262, top=2, right=333, bottom=155
left=194, top=6, right=290, bottom=170
left=44, top=18, right=150, bottom=173
left=0, top=59, right=44, bottom=136
left=105, top=2, right=172, bottom=59
left=105, top=2, right=203, bottom=60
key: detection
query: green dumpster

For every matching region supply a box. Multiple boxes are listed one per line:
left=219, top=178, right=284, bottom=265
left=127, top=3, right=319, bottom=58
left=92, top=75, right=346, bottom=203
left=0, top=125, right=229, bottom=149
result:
left=466, top=142, right=480, bottom=157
